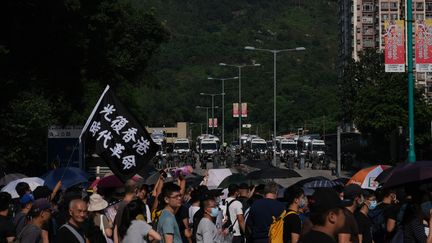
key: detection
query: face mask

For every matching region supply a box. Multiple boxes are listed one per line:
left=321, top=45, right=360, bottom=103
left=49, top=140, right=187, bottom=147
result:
left=210, top=208, right=219, bottom=218
left=299, top=198, right=306, bottom=208
left=368, top=200, right=377, bottom=210
left=421, top=201, right=432, bottom=217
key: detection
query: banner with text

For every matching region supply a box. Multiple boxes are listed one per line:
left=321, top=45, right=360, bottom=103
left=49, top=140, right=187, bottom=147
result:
left=233, top=103, right=239, bottom=118
left=415, top=20, right=432, bottom=72
left=79, top=85, right=158, bottom=182
left=384, top=20, right=405, bottom=72
left=208, top=118, right=218, bottom=128
left=241, top=103, right=248, bottom=118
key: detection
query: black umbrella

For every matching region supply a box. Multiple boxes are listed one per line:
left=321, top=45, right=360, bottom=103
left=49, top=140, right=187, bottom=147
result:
left=218, top=173, right=265, bottom=188
left=246, top=167, right=301, bottom=180
left=243, top=159, right=272, bottom=170
left=383, top=161, right=432, bottom=188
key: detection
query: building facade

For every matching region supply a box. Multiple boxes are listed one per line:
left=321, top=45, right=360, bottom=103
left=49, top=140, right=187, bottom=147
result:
left=339, top=0, right=432, bottom=99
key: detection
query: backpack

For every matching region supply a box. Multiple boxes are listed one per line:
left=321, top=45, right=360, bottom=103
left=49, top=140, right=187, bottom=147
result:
left=222, top=199, right=239, bottom=232
left=268, top=210, right=297, bottom=243
left=369, top=207, right=386, bottom=236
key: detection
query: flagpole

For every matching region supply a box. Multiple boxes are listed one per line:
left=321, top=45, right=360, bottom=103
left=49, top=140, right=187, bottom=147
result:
left=79, top=85, right=110, bottom=142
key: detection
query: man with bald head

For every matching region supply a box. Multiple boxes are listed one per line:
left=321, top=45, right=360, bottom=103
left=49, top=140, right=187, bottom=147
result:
left=55, top=199, right=88, bottom=243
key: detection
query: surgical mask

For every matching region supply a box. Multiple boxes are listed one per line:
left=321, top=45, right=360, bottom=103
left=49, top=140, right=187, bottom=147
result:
left=421, top=201, right=432, bottom=217
left=210, top=208, right=219, bottom=218
left=368, top=200, right=377, bottom=210
left=299, top=198, right=306, bottom=208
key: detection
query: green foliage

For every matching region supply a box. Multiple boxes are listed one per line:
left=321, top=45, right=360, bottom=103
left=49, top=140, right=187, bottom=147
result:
left=0, top=0, right=168, bottom=173
left=339, top=50, right=432, bottom=162
left=0, top=93, right=57, bottom=173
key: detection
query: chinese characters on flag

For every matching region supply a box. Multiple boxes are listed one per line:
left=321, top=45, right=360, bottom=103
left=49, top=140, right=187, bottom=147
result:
left=415, top=20, right=432, bottom=72
left=384, top=20, right=405, bottom=72
left=80, top=85, right=157, bottom=182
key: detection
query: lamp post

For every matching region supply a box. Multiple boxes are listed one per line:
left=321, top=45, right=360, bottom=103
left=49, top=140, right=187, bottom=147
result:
left=245, top=46, right=305, bottom=166
left=200, top=92, right=224, bottom=135
left=208, top=76, right=239, bottom=144
left=219, top=62, right=260, bottom=148
left=195, top=106, right=219, bottom=134
left=407, top=0, right=416, bottom=163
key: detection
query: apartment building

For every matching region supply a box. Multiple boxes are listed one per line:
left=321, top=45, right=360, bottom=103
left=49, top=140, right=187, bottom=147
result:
left=339, top=0, right=432, bottom=99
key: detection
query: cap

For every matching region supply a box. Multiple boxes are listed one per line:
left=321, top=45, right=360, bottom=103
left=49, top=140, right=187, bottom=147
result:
left=343, top=184, right=363, bottom=200
left=31, top=198, right=53, bottom=213
left=309, top=188, right=351, bottom=214
left=20, top=193, right=34, bottom=205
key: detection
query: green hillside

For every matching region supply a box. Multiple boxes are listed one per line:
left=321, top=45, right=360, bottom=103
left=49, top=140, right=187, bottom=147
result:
left=135, top=0, right=340, bottom=138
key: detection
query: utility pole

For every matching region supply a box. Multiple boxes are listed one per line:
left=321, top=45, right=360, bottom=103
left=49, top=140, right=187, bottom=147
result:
left=337, top=126, right=342, bottom=177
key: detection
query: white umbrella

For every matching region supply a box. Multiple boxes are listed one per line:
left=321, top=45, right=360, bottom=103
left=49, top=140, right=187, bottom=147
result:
left=1, top=177, right=44, bottom=198
left=207, top=169, right=232, bottom=189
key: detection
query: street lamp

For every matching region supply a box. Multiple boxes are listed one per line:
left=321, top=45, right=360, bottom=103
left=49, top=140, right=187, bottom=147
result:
left=219, top=62, right=260, bottom=148
left=200, top=92, right=224, bottom=135
left=208, top=76, right=239, bottom=144
left=196, top=106, right=219, bottom=134
left=245, top=45, right=305, bottom=166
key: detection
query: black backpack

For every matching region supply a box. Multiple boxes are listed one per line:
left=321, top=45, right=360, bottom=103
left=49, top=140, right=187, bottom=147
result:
left=222, top=199, right=239, bottom=233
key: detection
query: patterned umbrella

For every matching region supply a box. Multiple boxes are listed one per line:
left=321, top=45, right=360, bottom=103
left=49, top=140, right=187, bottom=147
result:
left=304, top=179, right=339, bottom=189
left=347, top=165, right=391, bottom=190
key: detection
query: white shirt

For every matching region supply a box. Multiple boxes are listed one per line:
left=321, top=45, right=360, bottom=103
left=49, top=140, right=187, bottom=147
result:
left=225, top=197, right=243, bottom=236
left=188, top=205, right=200, bottom=224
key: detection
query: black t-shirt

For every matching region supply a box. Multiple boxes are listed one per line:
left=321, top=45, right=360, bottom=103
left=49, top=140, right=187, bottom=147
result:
left=0, top=215, right=15, bottom=243
left=283, top=210, right=302, bottom=243
left=339, top=208, right=360, bottom=243
left=55, top=223, right=86, bottom=243
left=299, top=230, right=337, bottom=243
left=355, top=211, right=373, bottom=243
left=175, top=205, right=189, bottom=242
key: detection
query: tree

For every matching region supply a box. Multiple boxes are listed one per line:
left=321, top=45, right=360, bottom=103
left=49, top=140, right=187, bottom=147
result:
left=339, top=50, right=432, bottom=162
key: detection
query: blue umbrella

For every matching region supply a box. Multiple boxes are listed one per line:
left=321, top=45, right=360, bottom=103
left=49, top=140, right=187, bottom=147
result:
left=43, top=167, right=89, bottom=190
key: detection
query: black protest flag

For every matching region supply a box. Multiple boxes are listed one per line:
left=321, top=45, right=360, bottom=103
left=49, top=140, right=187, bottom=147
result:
left=80, top=85, right=157, bottom=182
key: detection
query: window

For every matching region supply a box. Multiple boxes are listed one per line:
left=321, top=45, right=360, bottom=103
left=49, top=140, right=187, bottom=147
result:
left=417, top=2, right=424, bottom=10
left=357, top=16, right=361, bottom=22
left=381, top=2, right=389, bottom=10
left=382, top=14, right=389, bottom=20
left=391, top=14, right=398, bottom=20
left=363, top=3, right=373, bottom=11
left=166, top=133, right=178, bottom=138
left=390, top=2, right=398, bottom=10
left=357, top=27, right=361, bottom=33
left=357, top=4, right=361, bottom=10
left=416, top=14, right=424, bottom=20
left=427, top=3, right=432, bottom=11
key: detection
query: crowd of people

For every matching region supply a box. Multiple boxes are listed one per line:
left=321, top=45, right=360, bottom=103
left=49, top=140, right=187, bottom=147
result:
left=1, top=172, right=432, bottom=243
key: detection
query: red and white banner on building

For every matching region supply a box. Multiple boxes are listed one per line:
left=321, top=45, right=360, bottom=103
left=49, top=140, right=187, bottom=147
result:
left=208, top=118, right=218, bottom=128
left=384, top=20, right=405, bottom=72
left=241, top=103, right=247, bottom=118
left=233, top=103, right=239, bottom=118
left=415, top=20, right=432, bottom=72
